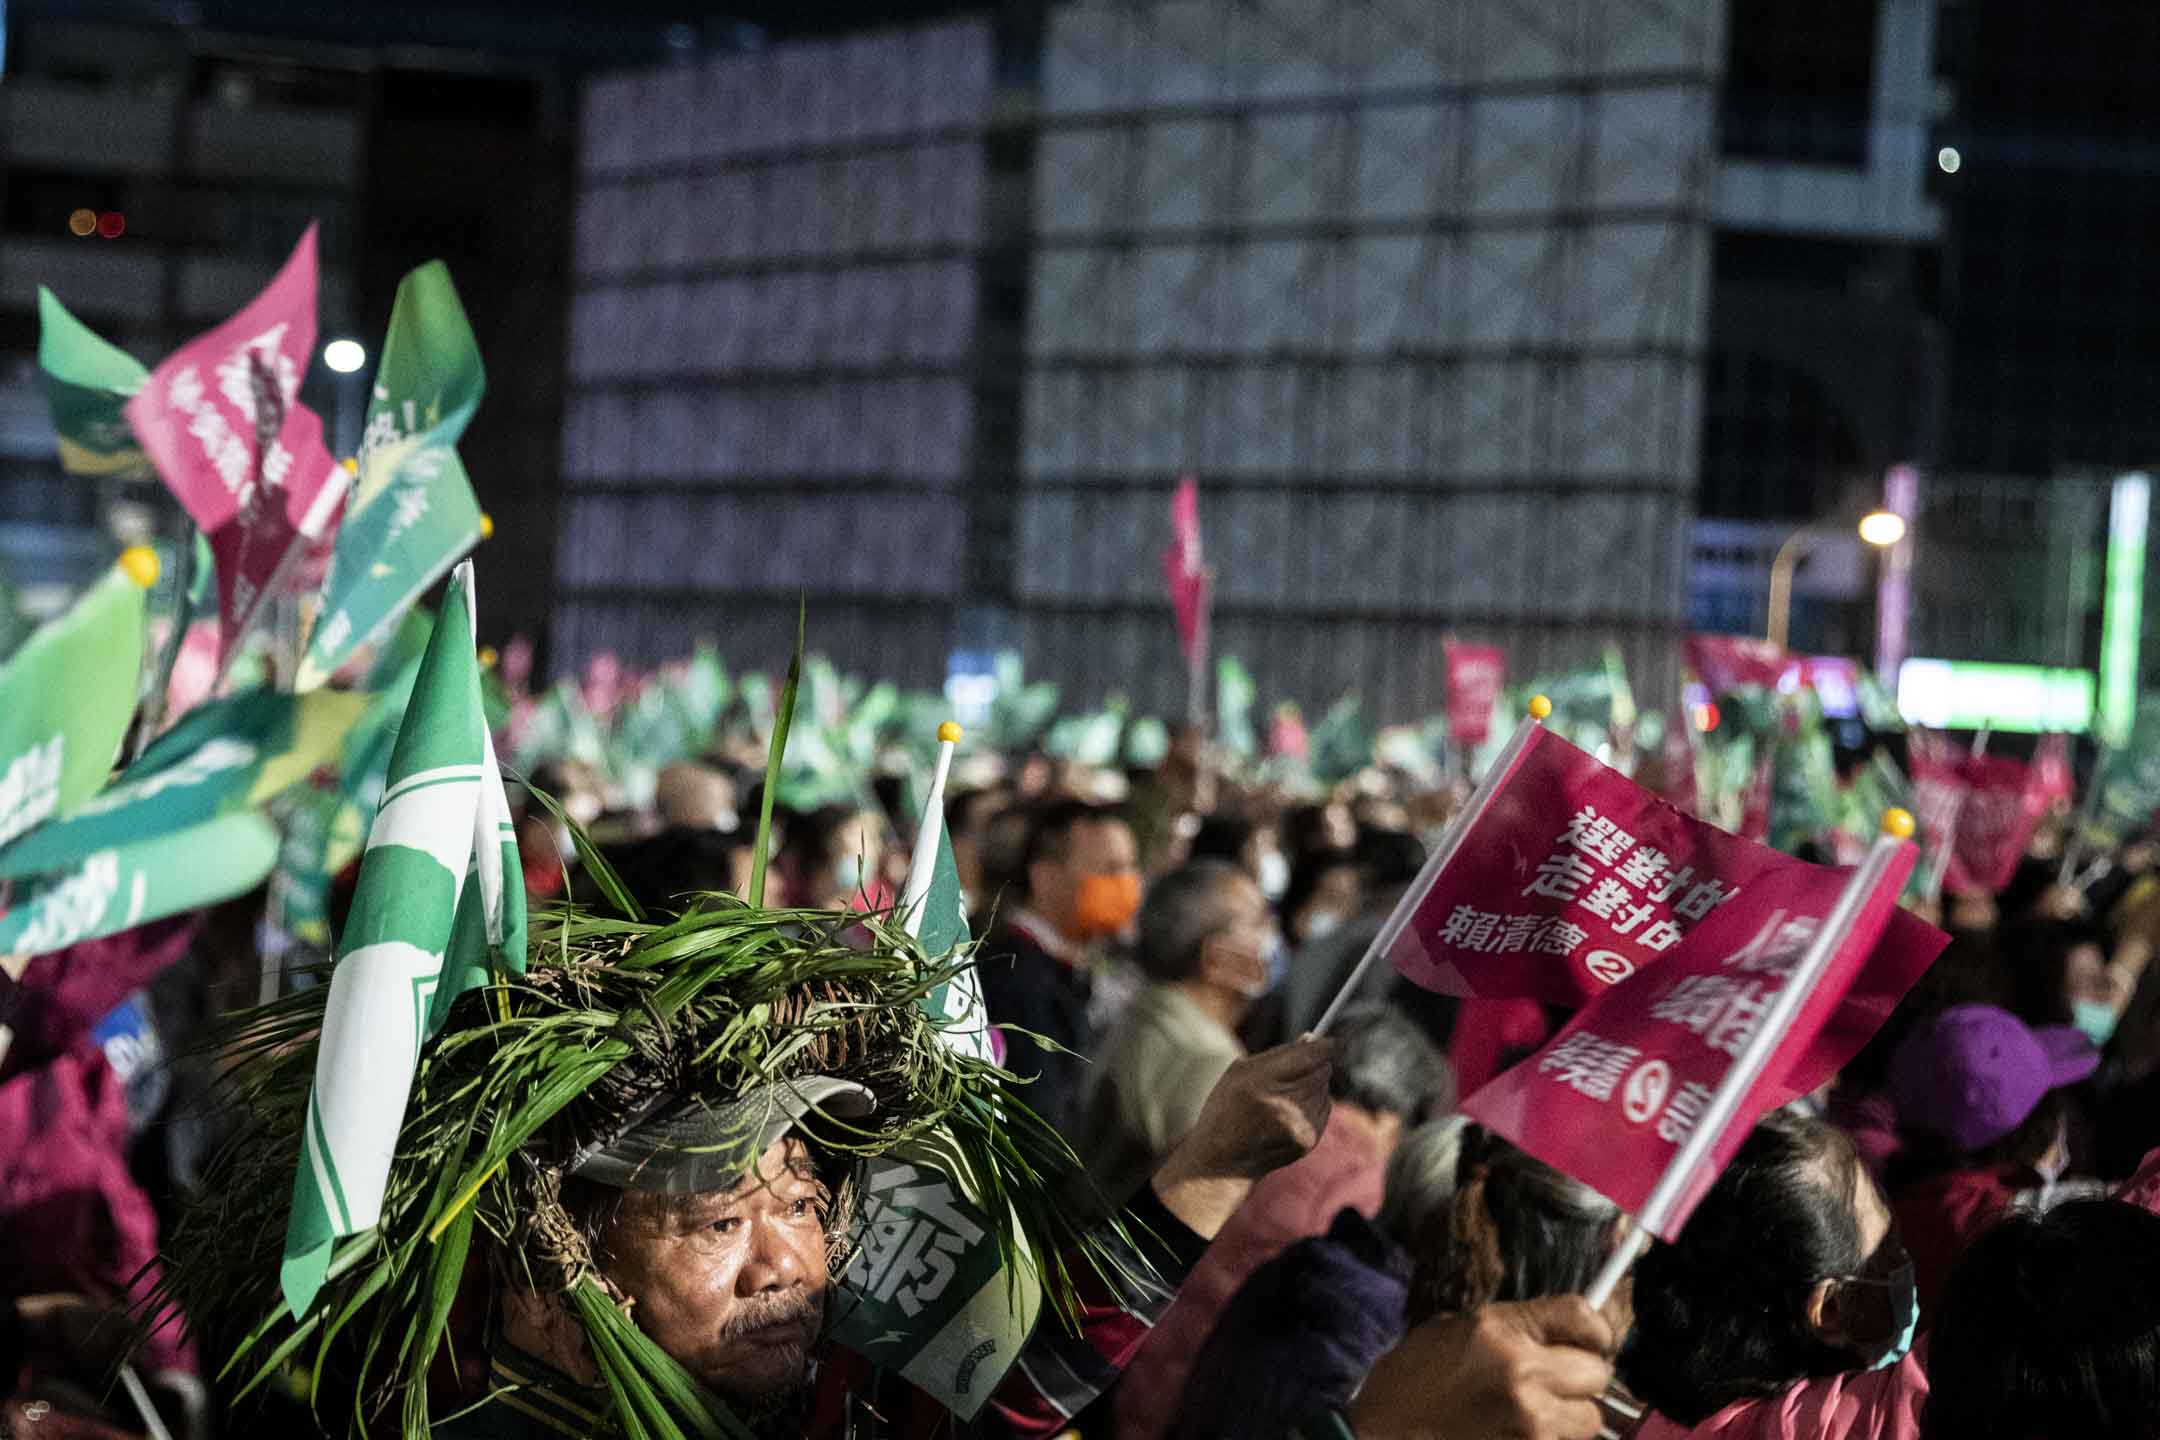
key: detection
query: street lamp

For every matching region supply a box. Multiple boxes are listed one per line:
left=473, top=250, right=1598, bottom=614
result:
left=1767, top=510, right=1909, bottom=651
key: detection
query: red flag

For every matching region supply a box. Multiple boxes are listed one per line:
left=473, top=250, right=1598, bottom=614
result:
left=1685, top=633, right=1795, bottom=695
left=1443, top=642, right=1507, bottom=746
left=1163, top=475, right=1208, bottom=666
left=1462, top=836, right=1921, bottom=1235
left=1909, top=732, right=2051, bottom=895
left=124, top=227, right=345, bottom=664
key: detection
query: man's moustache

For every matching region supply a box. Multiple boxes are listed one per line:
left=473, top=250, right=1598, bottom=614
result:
left=716, top=1290, right=823, bottom=1343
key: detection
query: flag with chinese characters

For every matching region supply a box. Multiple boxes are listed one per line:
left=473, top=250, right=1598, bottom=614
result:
left=0, top=685, right=363, bottom=881
left=1444, top=642, right=1506, bottom=747
left=0, top=812, right=280, bottom=959
left=37, top=288, right=150, bottom=479
left=297, top=262, right=485, bottom=691
left=124, top=226, right=346, bottom=663
left=1164, top=474, right=1207, bottom=665
left=0, top=559, right=151, bottom=854
left=1461, top=830, right=1927, bottom=1235
left=1387, top=723, right=1943, bottom=1054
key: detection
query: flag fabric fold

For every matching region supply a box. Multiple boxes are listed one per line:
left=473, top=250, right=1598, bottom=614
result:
left=279, top=561, right=523, bottom=1320
left=37, top=288, right=151, bottom=479
left=1164, top=475, right=1207, bottom=667
left=298, top=261, right=487, bottom=691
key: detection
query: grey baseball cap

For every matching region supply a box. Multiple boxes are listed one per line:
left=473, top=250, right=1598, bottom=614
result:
left=564, top=1075, right=876, bottom=1194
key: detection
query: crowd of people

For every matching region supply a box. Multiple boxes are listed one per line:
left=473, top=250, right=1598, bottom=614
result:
left=5, top=711, right=2160, bottom=1440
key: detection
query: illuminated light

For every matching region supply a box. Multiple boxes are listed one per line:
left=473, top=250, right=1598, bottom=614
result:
left=96, top=211, right=125, bottom=239
left=322, top=338, right=367, bottom=373
left=67, top=208, right=97, bottom=237
left=1692, top=702, right=1721, bottom=733
left=2099, top=473, right=2150, bottom=746
left=1857, top=510, right=1907, bottom=548
left=1937, top=146, right=1961, bottom=175
left=1897, top=658, right=2095, bottom=735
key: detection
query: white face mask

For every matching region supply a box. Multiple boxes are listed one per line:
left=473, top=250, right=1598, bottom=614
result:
left=1303, top=910, right=1344, bottom=944
left=1256, top=849, right=1291, bottom=902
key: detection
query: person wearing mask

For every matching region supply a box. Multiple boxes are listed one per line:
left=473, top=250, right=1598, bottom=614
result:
left=979, top=800, right=1141, bottom=1135
left=1117, top=1006, right=1451, bottom=1440
left=1078, top=860, right=1277, bottom=1206
left=1885, top=1002, right=2101, bottom=1315
left=1169, top=1118, right=1468, bottom=1440
left=1921, top=1197, right=2160, bottom=1440
left=1624, top=1112, right=1926, bottom=1440
left=1281, top=846, right=1364, bottom=950
left=1188, top=813, right=1294, bottom=905
left=1283, top=828, right=1427, bottom=1037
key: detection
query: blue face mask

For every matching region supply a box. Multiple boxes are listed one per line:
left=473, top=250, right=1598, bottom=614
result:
left=1858, top=1261, right=1920, bottom=1371
left=2073, top=999, right=2120, bottom=1049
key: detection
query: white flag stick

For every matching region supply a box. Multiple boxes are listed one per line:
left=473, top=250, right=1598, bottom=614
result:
left=1922, top=727, right=1988, bottom=903
left=117, top=1361, right=176, bottom=1440
left=1311, top=697, right=1551, bottom=1037
left=901, top=722, right=963, bottom=941
left=2058, top=741, right=2110, bottom=889
left=1583, top=808, right=1918, bottom=1310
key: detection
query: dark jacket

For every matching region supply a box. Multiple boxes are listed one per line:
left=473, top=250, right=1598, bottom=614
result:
left=1166, top=1207, right=1410, bottom=1440
left=977, top=918, right=1093, bottom=1139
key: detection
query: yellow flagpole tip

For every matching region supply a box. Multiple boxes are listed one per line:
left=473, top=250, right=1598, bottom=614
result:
left=937, top=721, right=964, bottom=745
left=118, top=546, right=160, bottom=588
left=1527, top=694, right=1553, bottom=721
left=340, top=456, right=359, bottom=475
left=478, top=646, right=499, bottom=670
left=1882, top=807, right=1917, bottom=840
left=478, top=512, right=495, bottom=540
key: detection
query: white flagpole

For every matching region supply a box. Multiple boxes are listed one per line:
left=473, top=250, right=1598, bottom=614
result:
left=1583, top=807, right=1918, bottom=1310
left=901, top=722, right=963, bottom=941
left=1311, top=696, right=1551, bottom=1037
left=2058, top=741, right=2110, bottom=889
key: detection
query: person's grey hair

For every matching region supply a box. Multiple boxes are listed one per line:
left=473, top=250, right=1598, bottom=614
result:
left=1136, top=859, right=1247, bottom=983
left=1327, top=1004, right=1454, bottom=1121
left=1377, top=1115, right=1469, bottom=1245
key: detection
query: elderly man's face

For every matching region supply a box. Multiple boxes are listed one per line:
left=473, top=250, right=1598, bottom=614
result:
left=595, top=1136, right=832, bottom=1400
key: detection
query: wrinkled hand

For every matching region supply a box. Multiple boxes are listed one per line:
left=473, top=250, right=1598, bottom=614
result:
left=1349, top=1297, right=1616, bottom=1440
left=1150, top=1037, right=1334, bottom=1239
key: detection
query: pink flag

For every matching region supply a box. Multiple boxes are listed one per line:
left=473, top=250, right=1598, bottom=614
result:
left=1909, top=732, right=2052, bottom=895
left=584, top=650, right=625, bottom=721
left=1685, top=633, right=1795, bottom=695
left=2032, top=733, right=2074, bottom=807
left=1163, top=475, right=1208, bottom=666
left=1461, top=836, right=1920, bottom=1235
left=1443, top=642, right=1507, bottom=746
left=125, top=227, right=345, bottom=664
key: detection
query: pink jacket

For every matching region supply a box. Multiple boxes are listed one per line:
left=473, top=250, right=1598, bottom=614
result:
left=1113, top=1106, right=1393, bottom=1440
left=1631, top=1146, right=2160, bottom=1440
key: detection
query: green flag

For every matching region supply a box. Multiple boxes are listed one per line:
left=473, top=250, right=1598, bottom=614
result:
left=0, top=686, right=364, bottom=880
left=0, top=812, right=279, bottom=957
left=1217, top=654, right=1258, bottom=758
left=297, top=262, right=486, bottom=691
left=280, top=561, right=525, bottom=1320
left=0, top=553, right=154, bottom=852
left=830, top=813, right=1033, bottom=1417
left=37, top=288, right=150, bottom=480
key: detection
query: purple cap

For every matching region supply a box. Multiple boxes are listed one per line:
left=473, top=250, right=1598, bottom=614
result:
left=1889, top=1004, right=2099, bottom=1153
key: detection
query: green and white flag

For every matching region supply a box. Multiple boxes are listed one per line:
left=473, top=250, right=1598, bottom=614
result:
left=0, top=812, right=279, bottom=957
left=0, top=553, right=154, bottom=853
left=37, top=288, right=149, bottom=480
left=297, top=262, right=486, bottom=692
left=0, top=686, right=365, bottom=880
left=280, top=560, right=525, bottom=1320
left=828, top=750, right=1034, bottom=1417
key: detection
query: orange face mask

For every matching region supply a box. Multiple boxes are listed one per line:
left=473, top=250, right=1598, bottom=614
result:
left=1073, top=872, right=1142, bottom=937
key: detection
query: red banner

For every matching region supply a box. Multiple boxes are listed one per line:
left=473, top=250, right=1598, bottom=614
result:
left=125, top=227, right=345, bottom=663
left=1462, top=836, right=1918, bottom=1235
left=1908, top=732, right=2053, bottom=895
left=1685, top=633, right=1795, bottom=695
left=1163, top=475, right=1207, bottom=666
left=1443, top=642, right=1507, bottom=746
left=1389, top=725, right=1943, bottom=1230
